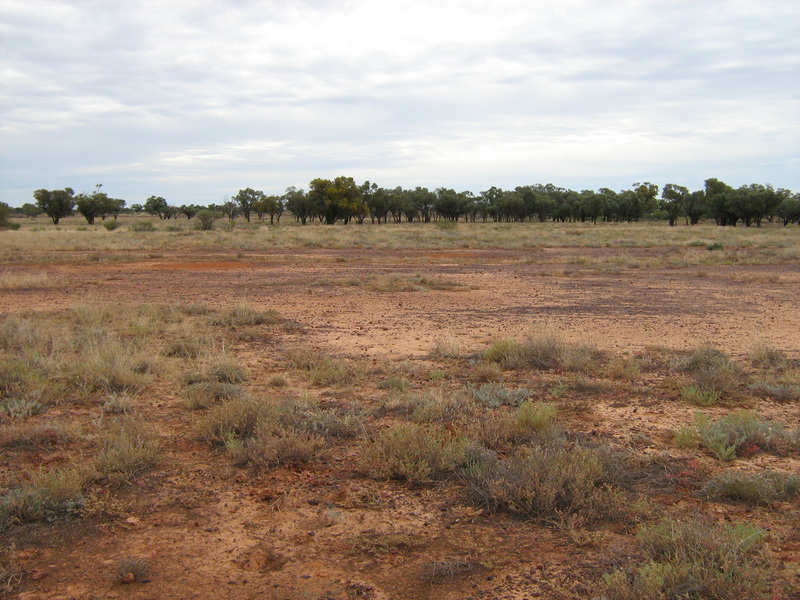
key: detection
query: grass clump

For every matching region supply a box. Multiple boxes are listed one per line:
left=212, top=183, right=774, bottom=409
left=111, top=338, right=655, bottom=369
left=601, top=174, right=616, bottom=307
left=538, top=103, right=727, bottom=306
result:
left=676, top=411, right=797, bottom=461
left=482, top=334, right=602, bottom=373
left=348, top=532, right=423, bottom=556
left=0, top=543, right=22, bottom=592
left=117, top=557, right=150, bottom=584
left=700, top=470, right=800, bottom=505
left=679, top=384, right=722, bottom=406
left=421, top=559, right=481, bottom=583
left=183, top=382, right=243, bottom=410
left=462, top=442, right=619, bottom=522
left=469, top=382, right=530, bottom=407
left=672, top=346, right=740, bottom=400
left=360, top=422, right=467, bottom=482
left=209, top=304, right=282, bottom=329
left=600, top=518, right=772, bottom=600
left=747, top=381, right=800, bottom=402
left=95, top=417, right=160, bottom=480
left=0, top=467, right=90, bottom=530
left=234, top=419, right=322, bottom=468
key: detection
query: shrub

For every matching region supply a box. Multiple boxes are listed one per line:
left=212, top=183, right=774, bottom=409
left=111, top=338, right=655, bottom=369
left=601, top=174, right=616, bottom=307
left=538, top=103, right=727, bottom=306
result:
left=195, top=209, right=219, bottom=230
left=102, top=392, right=134, bottom=414
left=700, top=471, right=800, bottom=505
left=129, top=221, right=156, bottom=232
left=607, top=356, right=641, bottom=381
left=600, top=518, right=771, bottom=600
left=103, top=220, right=121, bottom=231
left=359, top=423, right=467, bottom=482
left=676, top=411, right=797, bottom=460
left=473, top=361, right=502, bottom=382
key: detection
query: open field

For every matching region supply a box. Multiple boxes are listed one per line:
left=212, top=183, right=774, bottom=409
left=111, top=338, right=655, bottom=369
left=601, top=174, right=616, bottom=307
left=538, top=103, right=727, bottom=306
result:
left=1, top=219, right=799, bottom=599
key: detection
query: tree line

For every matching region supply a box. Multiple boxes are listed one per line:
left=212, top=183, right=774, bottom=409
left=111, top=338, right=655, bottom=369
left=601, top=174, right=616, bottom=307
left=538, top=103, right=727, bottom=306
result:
left=8, top=177, right=800, bottom=229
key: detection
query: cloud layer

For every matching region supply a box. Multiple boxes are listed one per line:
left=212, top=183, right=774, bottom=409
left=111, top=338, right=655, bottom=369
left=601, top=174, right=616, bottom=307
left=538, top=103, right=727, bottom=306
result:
left=2, top=0, right=798, bottom=206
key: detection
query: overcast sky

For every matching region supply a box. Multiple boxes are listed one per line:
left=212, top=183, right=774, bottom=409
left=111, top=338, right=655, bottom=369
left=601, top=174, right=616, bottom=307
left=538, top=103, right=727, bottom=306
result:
left=1, top=0, right=798, bottom=207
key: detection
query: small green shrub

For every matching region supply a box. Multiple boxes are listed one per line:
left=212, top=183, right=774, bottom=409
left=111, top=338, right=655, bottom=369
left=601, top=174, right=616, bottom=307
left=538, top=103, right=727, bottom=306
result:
left=701, top=470, right=800, bottom=505
left=706, top=241, right=724, bottom=251
left=600, top=518, right=771, bottom=600
left=103, top=220, right=121, bottom=231
left=360, top=423, right=467, bottom=482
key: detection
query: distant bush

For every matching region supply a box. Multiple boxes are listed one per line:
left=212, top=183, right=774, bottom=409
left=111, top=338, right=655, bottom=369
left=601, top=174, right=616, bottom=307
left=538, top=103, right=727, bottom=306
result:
left=103, top=220, right=121, bottom=231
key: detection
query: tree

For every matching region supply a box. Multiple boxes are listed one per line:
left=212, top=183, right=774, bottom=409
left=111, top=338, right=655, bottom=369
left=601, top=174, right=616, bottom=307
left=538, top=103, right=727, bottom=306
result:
left=660, top=184, right=689, bottom=227
left=0, top=202, right=12, bottom=229
left=104, top=198, right=126, bottom=220
left=284, top=187, right=314, bottom=225
left=775, top=193, right=800, bottom=226
left=308, top=176, right=363, bottom=224
left=34, top=188, right=75, bottom=224
left=705, top=178, right=737, bottom=226
left=233, top=188, right=263, bottom=222
left=144, top=196, right=170, bottom=220
left=19, top=203, right=42, bottom=218
left=683, top=190, right=705, bottom=225
left=180, top=204, right=201, bottom=219
left=75, top=193, right=103, bottom=224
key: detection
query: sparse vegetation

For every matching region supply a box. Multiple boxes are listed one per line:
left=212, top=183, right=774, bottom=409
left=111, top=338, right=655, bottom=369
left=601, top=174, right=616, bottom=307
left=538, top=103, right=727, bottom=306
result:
left=0, top=224, right=797, bottom=599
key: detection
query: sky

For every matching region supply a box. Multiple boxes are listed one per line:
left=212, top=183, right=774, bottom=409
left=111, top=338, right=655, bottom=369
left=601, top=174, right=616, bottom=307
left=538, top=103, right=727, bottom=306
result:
left=1, top=0, right=799, bottom=207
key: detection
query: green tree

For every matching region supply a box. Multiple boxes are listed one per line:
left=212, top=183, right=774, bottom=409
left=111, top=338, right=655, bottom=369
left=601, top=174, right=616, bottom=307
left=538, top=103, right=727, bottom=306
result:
left=683, top=190, right=705, bottom=225
left=705, top=178, right=737, bottom=226
left=308, top=176, right=363, bottom=224
left=19, top=203, right=42, bottom=218
left=775, top=193, right=800, bottom=226
left=75, top=193, right=103, bottom=224
left=0, top=202, right=12, bottom=229
left=143, top=196, right=170, bottom=220
left=254, top=195, right=284, bottom=224
left=34, top=187, right=75, bottom=224
left=660, top=183, right=689, bottom=226
left=180, top=204, right=202, bottom=219
left=233, top=187, right=263, bottom=222
left=284, top=186, right=314, bottom=225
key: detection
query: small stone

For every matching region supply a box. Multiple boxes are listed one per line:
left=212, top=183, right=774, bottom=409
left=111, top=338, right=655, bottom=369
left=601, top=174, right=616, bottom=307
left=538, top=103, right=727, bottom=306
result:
left=121, top=572, right=136, bottom=584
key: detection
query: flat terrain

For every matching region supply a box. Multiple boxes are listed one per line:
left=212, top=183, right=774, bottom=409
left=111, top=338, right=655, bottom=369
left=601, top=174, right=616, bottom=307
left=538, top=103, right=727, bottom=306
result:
left=1, top=220, right=799, bottom=599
